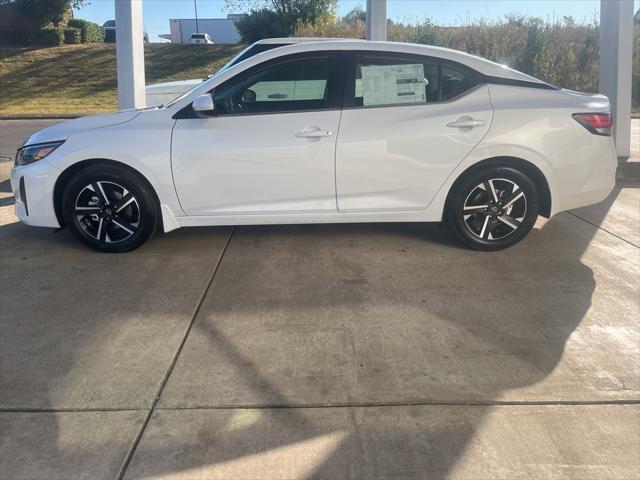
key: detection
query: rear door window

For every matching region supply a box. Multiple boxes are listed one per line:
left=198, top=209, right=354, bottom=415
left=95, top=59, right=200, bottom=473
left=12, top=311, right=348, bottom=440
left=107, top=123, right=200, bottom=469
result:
left=441, top=65, right=475, bottom=100
left=347, top=53, right=480, bottom=107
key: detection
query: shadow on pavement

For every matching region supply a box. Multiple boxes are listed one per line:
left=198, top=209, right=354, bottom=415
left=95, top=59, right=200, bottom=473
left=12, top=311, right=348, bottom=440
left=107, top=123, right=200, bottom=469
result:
left=123, top=190, right=635, bottom=478
left=2, top=183, right=638, bottom=478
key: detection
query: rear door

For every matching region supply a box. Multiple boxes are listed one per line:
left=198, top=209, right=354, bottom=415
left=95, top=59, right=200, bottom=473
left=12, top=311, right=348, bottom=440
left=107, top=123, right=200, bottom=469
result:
left=336, top=52, right=493, bottom=212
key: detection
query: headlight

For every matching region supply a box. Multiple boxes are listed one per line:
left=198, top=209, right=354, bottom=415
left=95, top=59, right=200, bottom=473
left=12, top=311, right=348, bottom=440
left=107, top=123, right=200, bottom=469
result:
left=15, top=141, right=64, bottom=166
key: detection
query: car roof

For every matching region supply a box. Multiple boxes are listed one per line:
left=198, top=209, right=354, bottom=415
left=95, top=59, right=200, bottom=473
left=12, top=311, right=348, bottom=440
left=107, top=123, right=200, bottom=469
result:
left=255, top=37, right=366, bottom=44
left=249, top=39, right=544, bottom=84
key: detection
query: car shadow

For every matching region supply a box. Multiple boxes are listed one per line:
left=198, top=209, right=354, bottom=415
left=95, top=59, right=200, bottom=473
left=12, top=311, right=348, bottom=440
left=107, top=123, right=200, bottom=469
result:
left=121, top=190, right=632, bottom=477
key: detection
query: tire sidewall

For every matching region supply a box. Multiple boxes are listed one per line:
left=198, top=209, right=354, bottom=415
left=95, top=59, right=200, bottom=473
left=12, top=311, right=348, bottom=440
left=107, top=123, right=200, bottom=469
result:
left=447, top=166, right=539, bottom=251
left=61, top=165, right=158, bottom=252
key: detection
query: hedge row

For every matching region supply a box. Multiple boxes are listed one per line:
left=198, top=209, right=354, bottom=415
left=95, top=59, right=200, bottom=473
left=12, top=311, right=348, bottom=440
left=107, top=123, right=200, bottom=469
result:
left=0, top=19, right=103, bottom=46
left=0, top=29, right=32, bottom=46
left=68, top=19, right=105, bottom=43
left=64, top=27, right=81, bottom=44
left=37, top=26, right=64, bottom=46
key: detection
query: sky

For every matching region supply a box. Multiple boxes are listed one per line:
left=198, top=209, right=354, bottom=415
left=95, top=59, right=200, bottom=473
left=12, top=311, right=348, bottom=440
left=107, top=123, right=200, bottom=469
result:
left=74, top=0, right=636, bottom=43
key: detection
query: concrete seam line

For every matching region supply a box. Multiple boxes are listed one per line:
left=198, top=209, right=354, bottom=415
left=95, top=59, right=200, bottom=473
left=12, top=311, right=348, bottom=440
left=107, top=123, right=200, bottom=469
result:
left=0, top=407, right=145, bottom=413
left=115, top=227, right=236, bottom=480
left=1, top=399, right=638, bottom=414
left=153, top=399, right=640, bottom=410
left=568, top=211, right=640, bottom=249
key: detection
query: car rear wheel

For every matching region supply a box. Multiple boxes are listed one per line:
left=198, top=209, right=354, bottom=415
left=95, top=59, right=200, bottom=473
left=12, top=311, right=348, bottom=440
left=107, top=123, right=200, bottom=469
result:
left=61, top=164, right=159, bottom=252
left=446, top=166, right=539, bottom=251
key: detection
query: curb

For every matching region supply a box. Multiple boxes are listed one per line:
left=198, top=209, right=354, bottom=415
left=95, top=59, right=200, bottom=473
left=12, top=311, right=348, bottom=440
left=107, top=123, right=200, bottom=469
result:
left=617, top=157, right=640, bottom=184
left=0, top=115, right=82, bottom=120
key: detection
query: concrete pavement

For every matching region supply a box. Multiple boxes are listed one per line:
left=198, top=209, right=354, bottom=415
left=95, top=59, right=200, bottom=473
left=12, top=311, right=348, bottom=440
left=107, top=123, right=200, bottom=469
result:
left=1, top=120, right=638, bottom=479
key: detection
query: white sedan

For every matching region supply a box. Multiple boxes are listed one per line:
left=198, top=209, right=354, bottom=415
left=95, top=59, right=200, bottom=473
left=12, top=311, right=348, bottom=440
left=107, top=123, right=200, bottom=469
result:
left=11, top=40, right=616, bottom=252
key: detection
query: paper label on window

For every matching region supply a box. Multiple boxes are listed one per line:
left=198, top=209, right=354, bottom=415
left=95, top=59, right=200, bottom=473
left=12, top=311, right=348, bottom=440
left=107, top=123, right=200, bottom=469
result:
left=361, top=64, right=427, bottom=106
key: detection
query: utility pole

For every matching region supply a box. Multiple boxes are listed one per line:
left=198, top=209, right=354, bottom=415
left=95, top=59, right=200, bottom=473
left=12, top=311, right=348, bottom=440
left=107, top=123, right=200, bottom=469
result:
left=194, top=0, right=200, bottom=33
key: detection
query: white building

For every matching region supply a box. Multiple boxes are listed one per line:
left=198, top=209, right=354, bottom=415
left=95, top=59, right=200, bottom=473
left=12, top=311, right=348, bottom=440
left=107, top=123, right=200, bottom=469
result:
left=165, top=14, right=244, bottom=44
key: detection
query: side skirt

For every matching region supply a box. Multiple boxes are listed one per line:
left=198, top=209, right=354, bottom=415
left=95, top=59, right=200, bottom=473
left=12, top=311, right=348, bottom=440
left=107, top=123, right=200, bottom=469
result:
left=173, top=209, right=442, bottom=228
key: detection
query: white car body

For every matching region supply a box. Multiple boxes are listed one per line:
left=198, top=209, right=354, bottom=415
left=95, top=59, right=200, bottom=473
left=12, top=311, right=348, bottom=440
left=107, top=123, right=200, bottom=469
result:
left=189, top=33, right=214, bottom=44
left=11, top=40, right=616, bottom=246
left=145, top=38, right=361, bottom=106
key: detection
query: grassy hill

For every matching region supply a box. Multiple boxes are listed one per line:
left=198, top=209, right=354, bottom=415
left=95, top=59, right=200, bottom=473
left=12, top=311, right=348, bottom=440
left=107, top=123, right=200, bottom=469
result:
left=0, top=44, right=244, bottom=116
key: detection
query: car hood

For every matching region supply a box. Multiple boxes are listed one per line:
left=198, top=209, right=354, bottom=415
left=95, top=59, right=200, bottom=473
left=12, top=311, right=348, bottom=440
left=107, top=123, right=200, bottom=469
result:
left=23, top=110, right=143, bottom=146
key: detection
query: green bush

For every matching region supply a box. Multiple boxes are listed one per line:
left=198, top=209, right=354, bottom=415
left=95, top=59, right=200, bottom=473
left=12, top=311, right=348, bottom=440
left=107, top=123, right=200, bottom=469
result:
left=0, top=29, right=33, bottom=46
left=235, top=9, right=292, bottom=43
left=63, top=27, right=81, bottom=44
left=68, top=18, right=104, bottom=43
left=36, top=26, right=64, bottom=46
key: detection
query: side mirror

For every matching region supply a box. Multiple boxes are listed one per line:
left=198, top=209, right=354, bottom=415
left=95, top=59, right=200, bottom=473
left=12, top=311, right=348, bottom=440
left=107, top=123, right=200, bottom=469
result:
left=192, top=94, right=215, bottom=114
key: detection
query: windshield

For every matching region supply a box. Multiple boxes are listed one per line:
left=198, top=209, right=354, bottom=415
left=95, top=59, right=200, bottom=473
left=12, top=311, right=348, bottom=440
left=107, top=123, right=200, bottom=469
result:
left=219, top=43, right=288, bottom=72
left=165, top=42, right=290, bottom=108
left=165, top=78, right=214, bottom=107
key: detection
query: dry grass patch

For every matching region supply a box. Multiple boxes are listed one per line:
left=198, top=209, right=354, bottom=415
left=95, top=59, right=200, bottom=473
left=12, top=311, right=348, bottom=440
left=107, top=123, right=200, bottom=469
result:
left=0, top=43, right=243, bottom=116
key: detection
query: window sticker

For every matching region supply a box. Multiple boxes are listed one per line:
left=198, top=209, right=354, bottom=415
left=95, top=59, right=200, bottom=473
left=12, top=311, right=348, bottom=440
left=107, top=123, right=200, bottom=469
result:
left=250, top=80, right=327, bottom=102
left=361, top=64, right=427, bottom=106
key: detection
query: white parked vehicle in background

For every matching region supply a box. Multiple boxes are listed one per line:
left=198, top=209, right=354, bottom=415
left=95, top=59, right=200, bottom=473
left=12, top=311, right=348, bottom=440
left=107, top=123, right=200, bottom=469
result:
left=11, top=40, right=616, bottom=252
left=145, top=38, right=353, bottom=106
left=189, top=33, right=214, bottom=44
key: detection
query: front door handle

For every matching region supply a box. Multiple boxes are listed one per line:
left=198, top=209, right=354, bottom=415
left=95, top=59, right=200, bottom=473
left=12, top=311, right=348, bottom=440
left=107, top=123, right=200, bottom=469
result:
left=446, top=119, right=485, bottom=128
left=295, top=127, right=333, bottom=138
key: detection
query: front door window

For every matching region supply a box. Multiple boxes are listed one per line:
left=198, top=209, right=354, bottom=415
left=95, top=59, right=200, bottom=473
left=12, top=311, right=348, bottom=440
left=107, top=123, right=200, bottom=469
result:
left=214, top=56, right=341, bottom=114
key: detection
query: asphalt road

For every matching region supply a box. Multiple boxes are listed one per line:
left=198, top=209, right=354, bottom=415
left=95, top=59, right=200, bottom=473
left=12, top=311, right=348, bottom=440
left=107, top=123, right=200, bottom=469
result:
left=1, top=119, right=638, bottom=480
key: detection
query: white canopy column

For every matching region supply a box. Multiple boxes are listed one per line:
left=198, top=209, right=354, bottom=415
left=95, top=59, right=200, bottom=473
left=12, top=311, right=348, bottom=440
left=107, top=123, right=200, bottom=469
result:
left=599, top=0, right=633, bottom=158
left=115, top=0, right=146, bottom=109
left=366, top=0, right=387, bottom=41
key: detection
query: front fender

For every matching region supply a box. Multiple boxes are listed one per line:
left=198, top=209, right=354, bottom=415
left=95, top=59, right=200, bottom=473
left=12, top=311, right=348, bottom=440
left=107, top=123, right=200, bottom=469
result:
left=44, top=111, right=185, bottom=221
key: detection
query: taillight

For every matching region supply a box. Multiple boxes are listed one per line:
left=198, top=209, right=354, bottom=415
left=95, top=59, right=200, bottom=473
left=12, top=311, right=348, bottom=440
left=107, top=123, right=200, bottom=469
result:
left=572, top=113, right=612, bottom=136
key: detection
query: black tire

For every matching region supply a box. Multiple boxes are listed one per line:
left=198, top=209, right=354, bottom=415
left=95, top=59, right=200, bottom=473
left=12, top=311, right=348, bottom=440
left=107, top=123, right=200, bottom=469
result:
left=61, top=164, right=159, bottom=252
left=445, top=165, right=539, bottom=251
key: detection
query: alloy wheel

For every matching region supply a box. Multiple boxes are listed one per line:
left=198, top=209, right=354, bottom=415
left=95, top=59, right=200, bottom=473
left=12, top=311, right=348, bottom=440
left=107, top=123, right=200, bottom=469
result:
left=462, top=178, right=527, bottom=240
left=74, top=181, right=140, bottom=243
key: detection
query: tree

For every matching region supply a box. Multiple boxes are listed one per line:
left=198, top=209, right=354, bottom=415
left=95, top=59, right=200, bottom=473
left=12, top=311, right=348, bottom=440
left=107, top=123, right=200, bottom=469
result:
left=227, top=0, right=336, bottom=39
left=343, top=6, right=366, bottom=24
left=5, top=0, right=87, bottom=26
left=235, top=8, right=291, bottom=43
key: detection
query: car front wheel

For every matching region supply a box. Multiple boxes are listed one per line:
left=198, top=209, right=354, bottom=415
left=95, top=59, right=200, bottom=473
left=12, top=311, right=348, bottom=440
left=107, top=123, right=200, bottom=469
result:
left=61, top=164, right=159, bottom=252
left=446, top=165, right=539, bottom=251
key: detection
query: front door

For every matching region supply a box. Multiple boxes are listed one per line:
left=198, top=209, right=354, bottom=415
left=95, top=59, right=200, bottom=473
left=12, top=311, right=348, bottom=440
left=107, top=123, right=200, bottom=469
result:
left=171, top=53, right=344, bottom=215
left=336, top=53, right=493, bottom=212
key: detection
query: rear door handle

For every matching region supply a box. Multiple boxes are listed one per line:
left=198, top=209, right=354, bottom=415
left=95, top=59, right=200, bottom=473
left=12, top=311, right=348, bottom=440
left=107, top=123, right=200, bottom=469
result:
left=295, top=127, right=333, bottom=138
left=446, top=119, right=485, bottom=128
